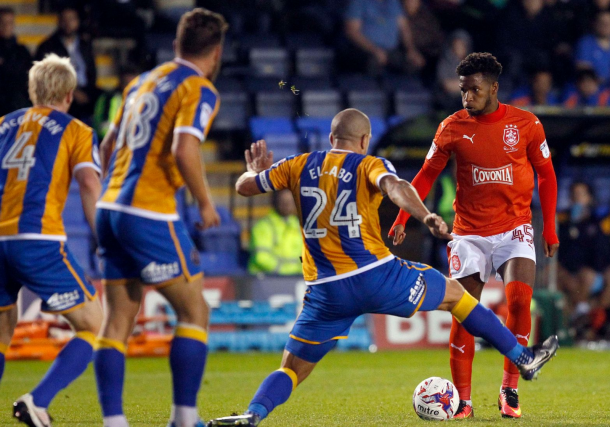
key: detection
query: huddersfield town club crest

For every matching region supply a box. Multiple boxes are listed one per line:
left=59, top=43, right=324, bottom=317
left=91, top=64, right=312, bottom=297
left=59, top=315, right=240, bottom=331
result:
left=503, top=125, right=519, bottom=152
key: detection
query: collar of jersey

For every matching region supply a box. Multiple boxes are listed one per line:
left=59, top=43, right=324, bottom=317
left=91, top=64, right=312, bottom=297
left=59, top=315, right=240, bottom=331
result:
left=174, top=57, right=204, bottom=76
left=330, top=149, right=354, bottom=153
left=472, top=102, right=507, bottom=124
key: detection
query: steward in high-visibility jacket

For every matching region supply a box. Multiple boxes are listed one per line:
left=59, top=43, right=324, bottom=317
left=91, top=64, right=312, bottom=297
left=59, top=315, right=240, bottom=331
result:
left=248, top=190, right=303, bottom=275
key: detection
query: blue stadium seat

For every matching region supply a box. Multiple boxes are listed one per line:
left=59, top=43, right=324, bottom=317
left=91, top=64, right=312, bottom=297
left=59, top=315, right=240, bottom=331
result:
left=240, top=34, right=281, bottom=49
left=302, top=90, right=342, bottom=118
left=291, top=76, right=334, bottom=91
left=263, top=133, right=301, bottom=161
left=249, top=48, right=290, bottom=78
left=250, top=117, right=295, bottom=139
left=381, top=74, right=424, bottom=93
left=245, top=77, right=280, bottom=93
left=214, top=92, right=249, bottom=131
left=347, top=90, right=388, bottom=118
left=255, top=92, right=296, bottom=117
left=369, top=117, right=388, bottom=148
left=295, top=48, right=334, bottom=77
left=285, top=33, right=324, bottom=49
left=387, top=115, right=406, bottom=128
left=394, top=90, right=433, bottom=119
left=199, top=252, right=244, bottom=276
left=295, top=117, right=333, bottom=151
left=337, top=74, right=380, bottom=92
left=214, top=77, right=245, bottom=93
left=63, top=192, right=86, bottom=225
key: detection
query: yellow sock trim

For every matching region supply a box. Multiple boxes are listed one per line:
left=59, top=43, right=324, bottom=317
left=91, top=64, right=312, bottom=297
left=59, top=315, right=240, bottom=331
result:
left=175, top=324, right=208, bottom=344
left=0, top=342, right=8, bottom=355
left=75, top=331, right=96, bottom=347
left=277, top=368, right=298, bottom=390
left=96, top=337, right=126, bottom=354
left=451, top=292, right=479, bottom=323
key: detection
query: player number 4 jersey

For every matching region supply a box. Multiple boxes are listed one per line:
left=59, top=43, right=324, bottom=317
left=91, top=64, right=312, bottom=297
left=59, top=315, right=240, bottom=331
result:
left=425, top=103, right=552, bottom=236
left=0, top=106, right=100, bottom=239
left=256, top=149, right=398, bottom=284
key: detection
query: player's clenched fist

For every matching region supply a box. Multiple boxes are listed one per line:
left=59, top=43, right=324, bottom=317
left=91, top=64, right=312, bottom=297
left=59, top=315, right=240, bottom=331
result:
left=424, top=213, right=453, bottom=241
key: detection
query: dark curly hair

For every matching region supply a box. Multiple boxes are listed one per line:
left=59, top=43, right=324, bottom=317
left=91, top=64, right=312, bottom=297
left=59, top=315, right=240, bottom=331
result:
left=456, top=52, right=503, bottom=82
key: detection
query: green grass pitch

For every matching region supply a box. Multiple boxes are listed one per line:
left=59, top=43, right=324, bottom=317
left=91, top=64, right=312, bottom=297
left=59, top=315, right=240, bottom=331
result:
left=1, top=348, right=608, bottom=426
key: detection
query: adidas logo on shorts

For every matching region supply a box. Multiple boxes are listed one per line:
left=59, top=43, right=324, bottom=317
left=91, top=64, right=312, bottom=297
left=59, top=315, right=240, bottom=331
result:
left=141, top=262, right=180, bottom=283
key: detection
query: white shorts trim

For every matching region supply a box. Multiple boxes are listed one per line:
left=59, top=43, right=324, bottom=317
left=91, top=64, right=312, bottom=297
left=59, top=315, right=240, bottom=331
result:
left=447, top=224, right=536, bottom=283
left=0, top=233, right=66, bottom=242
left=305, top=254, right=395, bottom=285
left=96, top=202, right=180, bottom=221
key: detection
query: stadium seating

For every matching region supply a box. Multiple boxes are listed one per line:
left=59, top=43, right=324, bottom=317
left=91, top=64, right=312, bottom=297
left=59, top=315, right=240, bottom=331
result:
left=295, top=48, right=334, bottom=78
left=263, top=133, right=302, bottom=160
left=347, top=90, right=388, bottom=118
left=394, top=90, right=433, bottom=120
left=213, top=92, right=249, bottom=130
left=302, top=90, right=342, bottom=117
left=250, top=48, right=290, bottom=78
left=255, top=91, right=296, bottom=117
left=250, top=117, right=295, bottom=139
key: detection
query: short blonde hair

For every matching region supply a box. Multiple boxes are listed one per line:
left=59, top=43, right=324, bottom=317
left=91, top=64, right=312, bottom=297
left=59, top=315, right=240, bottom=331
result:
left=28, top=54, right=77, bottom=106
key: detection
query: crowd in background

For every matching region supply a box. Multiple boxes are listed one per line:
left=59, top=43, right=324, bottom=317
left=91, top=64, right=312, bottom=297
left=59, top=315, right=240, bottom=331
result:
left=1, top=0, right=610, bottom=342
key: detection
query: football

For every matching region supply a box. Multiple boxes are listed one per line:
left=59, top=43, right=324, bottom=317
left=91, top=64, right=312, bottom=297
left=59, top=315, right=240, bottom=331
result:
left=412, top=377, right=460, bottom=421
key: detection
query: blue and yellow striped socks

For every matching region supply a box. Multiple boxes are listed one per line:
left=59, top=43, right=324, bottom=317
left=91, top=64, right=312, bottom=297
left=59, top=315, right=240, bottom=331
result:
left=94, top=337, right=127, bottom=426
left=31, top=331, right=95, bottom=408
left=451, top=292, right=533, bottom=365
left=169, top=323, right=208, bottom=426
left=247, top=368, right=298, bottom=421
left=0, top=342, right=7, bottom=383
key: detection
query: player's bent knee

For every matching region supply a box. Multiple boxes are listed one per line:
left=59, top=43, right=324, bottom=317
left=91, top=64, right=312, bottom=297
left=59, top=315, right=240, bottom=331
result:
left=63, top=299, right=103, bottom=335
left=280, top=350, right=317, bottom=386
left=436, top=278, right=466, bottom=312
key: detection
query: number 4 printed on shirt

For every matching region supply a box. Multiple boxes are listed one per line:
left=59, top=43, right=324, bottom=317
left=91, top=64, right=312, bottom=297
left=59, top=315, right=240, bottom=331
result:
left=2, top=131, right=35, bottom=181
left=301, top=187, right=363, bottom=239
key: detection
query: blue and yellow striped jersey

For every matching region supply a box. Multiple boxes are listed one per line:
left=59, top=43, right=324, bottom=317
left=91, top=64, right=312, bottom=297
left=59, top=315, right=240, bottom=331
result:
left=0, top=106, right=100, bottom=240
left=255, top=149, right=398, bottom=284
left=99, top=58, right=220, bottom=220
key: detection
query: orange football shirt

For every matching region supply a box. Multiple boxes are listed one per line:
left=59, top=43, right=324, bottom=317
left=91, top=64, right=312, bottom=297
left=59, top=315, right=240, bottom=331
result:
left=424, top=103, right=551, bottom=236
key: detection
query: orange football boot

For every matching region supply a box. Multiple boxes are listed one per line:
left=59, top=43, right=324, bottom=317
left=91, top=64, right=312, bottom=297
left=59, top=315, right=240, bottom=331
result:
left=454, top=400, right=474, bottom=419
left=499, top=387, right=522, bottom=418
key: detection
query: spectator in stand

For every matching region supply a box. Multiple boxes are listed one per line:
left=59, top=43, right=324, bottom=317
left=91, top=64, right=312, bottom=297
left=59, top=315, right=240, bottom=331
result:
left=579, top=0, right=610, bottom=38
left=575, top=10, right=610, bottom=85
left=0, top=7, right=32, bottom=117
left=35, top=7, right=97, bottom=121
left=403, top=0, right=444, bottom=79
left=248, top=190, right=303, bottom=276
left=495, top=0, right=556, bottom=88
left=93, top=64, right=140, bottom=138
left=340, top=0, right=426, bottom=75
left=557, top=181, right=610, bottom=338
left=510, top=69, right=560, bottom=107
left=435, top=29, right=471, bottom=112
left=562, top=68, right=610, bottom=107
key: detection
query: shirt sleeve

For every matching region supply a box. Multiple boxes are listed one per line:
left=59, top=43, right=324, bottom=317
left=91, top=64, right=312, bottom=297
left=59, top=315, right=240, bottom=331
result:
left=255, top=155, right=299, bottom=193
left=364, top=156, right=398, bottom=191
left=526, top=119, right=552, bottom=168
left=70, top=125, right=101, bottom=174
left=174, top=80, right=220, bottom=142
left=423, top=120, right=453, bottom=171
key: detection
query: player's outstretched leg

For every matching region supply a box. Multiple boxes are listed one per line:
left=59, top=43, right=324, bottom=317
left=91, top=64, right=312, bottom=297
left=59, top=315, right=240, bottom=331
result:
left=157, top=277, right=210, bottom=427
left=13, top=299, right=102, bottom=427
left=94, top=281, right=142, bottom=427
left=208, top=348, right=322, bottom=426
left=440, top=278, right=558, bottom=381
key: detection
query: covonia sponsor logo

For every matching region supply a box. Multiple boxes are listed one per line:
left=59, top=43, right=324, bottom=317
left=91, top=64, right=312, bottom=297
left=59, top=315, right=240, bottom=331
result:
left=472, top=164, right=513, bottom=186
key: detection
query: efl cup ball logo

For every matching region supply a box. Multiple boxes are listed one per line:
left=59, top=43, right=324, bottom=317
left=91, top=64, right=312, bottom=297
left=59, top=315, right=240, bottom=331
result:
left=503, top=125, right=519, bottom=153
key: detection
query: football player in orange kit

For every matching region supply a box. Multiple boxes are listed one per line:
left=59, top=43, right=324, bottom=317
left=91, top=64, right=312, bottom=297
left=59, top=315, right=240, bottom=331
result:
left=390, top=53, right=560, bottom=419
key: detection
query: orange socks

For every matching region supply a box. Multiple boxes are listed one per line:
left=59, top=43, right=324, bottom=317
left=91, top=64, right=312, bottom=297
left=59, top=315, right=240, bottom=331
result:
left=502, top=281, right=533, bottom=389
left=449, top=317, right=475, bottom=401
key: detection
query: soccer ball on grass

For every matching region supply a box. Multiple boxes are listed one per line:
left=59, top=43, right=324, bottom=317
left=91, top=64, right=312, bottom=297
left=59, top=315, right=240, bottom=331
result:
left=412, top=377, right=459, bottom=421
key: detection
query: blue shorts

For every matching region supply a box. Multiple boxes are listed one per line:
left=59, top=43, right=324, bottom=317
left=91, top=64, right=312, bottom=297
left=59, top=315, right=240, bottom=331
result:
left=96, top=209, right=202, bottom=286
left=0, top=240, right=97, bottom=313
left=286, top=257, right=447, bottom=362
